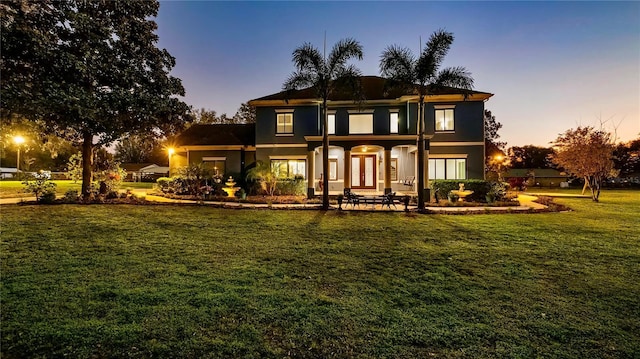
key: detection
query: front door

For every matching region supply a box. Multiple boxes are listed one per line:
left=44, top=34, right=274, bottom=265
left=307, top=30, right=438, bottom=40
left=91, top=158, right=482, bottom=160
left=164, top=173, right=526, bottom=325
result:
left=351, top=154, right=376, bottom=189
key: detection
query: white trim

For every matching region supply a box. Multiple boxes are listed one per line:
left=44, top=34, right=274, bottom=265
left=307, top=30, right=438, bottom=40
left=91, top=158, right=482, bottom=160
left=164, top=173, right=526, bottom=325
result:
left=347, top=109, right=374, bottom=114
left=430, top=142, right=484, bottom=146
left=275, top=134, right=294, bottom=137
left=256, top=143, right=308, bottom=148
left=202, top=156, right=226, bottom=161
left=428, top=154, right=468, bottom=159
left=269, top=155, right=306, bottom=160
left=389, top=108, right=400, bottom=113
left=434, top=104, right=456, bottom=109
left=274, top=108, right=294, bottom=113
left=179, top=145, right=254, bottom=151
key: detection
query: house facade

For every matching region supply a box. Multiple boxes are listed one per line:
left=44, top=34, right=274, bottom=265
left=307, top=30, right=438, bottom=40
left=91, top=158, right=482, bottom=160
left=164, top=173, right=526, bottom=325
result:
left=171, top=76, right=492, bottom=197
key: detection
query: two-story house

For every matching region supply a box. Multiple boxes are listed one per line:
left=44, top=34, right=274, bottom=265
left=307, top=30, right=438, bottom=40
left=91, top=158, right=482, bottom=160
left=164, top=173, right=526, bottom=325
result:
left=170, top=76, right=492, bottom=198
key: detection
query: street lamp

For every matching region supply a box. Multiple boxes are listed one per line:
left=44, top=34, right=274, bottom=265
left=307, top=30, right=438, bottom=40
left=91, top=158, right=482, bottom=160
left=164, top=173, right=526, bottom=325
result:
left=13, top=135, right=25, bottom=176
left=167, top=147, right=175, bottom=176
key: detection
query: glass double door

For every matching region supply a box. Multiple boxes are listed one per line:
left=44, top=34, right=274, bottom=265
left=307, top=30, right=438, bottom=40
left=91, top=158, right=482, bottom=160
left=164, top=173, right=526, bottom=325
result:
left=351, top=154, right=376, bottom=189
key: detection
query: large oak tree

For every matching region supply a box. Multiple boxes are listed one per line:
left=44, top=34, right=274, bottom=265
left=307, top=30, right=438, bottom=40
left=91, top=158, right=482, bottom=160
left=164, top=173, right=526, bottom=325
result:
left=1, top=0, right=190, bottom=196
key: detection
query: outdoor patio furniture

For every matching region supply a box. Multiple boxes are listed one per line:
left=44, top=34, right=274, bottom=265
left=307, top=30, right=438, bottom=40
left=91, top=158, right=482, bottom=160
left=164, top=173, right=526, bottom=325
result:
left=402, top=176, right=415, bottom=188
left=343, top=189, right=360, bottom=208
left=381, top=192, right=397, bottom=209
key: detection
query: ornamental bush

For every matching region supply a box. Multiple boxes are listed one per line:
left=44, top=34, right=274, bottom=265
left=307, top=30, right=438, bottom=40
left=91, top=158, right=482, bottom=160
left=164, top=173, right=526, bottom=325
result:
left=22, top=171, right=57, bottom=203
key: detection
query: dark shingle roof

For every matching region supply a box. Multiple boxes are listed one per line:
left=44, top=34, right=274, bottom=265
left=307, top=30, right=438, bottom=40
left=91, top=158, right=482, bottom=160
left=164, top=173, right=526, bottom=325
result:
left=175, top=124, right=255, bottom=147
left=249, top=76, right=492, bottom=103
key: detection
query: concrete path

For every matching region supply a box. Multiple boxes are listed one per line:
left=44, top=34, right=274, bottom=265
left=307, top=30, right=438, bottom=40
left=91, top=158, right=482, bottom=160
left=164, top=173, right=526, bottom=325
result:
left=1, top=191, right=550, bottom=213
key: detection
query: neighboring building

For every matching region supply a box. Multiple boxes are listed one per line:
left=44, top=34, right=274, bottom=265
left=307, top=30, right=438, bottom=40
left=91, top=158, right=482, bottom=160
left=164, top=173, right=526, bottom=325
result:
left=171, top=76, right=492, bottom=197
left=0, top=167, right=18, bottom=179
left=122, top=163, right=170, bottom=182
left=504, top=168, right=569, bottom=188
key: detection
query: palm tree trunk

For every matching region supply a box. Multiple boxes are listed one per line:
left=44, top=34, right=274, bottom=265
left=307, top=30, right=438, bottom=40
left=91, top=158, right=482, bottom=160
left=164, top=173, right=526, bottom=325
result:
left=322, top=98, right=330, bottom=210
left=417, top=97, right=426, bottom=210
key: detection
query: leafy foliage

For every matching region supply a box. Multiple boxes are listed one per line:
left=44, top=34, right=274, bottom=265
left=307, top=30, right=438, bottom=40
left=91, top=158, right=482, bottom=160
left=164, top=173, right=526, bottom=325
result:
left=66, top=152, right=83, bottom=183
left=380, top=30, right=474, bottom=209
left=246, top=160, right=281, bottom=196
left=613, top=138, right=640, bottom=177
left=550, top=126, right=615, bottom=201
left=284, top=38, right=364, bottom=209
left=508, top=145, right=555, bottom=169
left=22, top=171, right=57, bottom=203
left=484, top=109, right=506, bottom=172
left=114, top=135, right=167, bottom=165
left=1, top=0, right=190, bottom=197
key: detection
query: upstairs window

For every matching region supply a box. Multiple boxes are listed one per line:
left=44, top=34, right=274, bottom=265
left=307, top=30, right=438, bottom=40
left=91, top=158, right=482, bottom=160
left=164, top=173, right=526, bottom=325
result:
left=349, top=113, right=373, bottom=134
left=327, top=114, right=336, bottom=135
left=435, top=107, right=455, bottom=132
left=276, top=112, right=294, bottom=134
left=390, top=112, right=399, bottom=134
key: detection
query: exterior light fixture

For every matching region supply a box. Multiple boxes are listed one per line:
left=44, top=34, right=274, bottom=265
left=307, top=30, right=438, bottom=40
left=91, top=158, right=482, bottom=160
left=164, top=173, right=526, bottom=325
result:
left=13, top=135, right=26, bottom=175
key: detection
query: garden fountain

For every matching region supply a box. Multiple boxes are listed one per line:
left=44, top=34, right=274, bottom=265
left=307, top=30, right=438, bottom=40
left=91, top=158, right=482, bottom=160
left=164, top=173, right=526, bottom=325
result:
left=450, top=183, right=474, bottom=202
left=222, top=176, right=241, bottom=197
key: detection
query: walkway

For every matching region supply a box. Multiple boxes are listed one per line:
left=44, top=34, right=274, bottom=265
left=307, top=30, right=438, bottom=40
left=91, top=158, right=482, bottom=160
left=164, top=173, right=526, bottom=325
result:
left=1, top=190, right=549, bottom=213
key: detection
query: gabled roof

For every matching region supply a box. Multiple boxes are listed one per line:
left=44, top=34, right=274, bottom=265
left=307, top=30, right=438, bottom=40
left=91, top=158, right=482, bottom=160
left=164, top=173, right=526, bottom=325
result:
left=121, top=163, right=156, bottom=172
left=249, top=76, right=493, bottom=105
left=175, top=123, right=255, bottom=147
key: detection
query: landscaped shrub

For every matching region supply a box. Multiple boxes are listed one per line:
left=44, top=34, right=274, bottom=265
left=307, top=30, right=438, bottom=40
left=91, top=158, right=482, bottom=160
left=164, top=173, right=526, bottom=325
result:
left=246, top=161, right=280, bottom=196
left=156, top=177, right=173, bottom=192
left=275, top=175, right=306, bottom=196
left=22, top=171, right=57, bottom=203
left=94, top=161, right=126, bottom=193
left=63, top=189, right=79, bottom=203
left=486, top=181, right=509, bottom=203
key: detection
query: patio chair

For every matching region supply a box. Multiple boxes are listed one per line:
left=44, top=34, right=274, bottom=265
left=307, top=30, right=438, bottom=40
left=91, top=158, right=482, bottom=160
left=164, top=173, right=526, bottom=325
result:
left=343, top=189, right=360, bottom=208
left=382, top=192, right=397, bottom=209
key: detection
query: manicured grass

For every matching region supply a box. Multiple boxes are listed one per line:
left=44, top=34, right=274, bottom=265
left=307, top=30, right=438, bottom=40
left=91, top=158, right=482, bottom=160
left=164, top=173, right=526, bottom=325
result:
left=1, top=190, right=639, bottom=358
left=0, top=180, right=153, bottom=199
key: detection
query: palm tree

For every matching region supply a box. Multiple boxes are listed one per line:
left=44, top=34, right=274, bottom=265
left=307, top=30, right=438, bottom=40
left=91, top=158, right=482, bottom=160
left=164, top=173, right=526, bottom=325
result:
left=379, top=29, right=474, bottom=210
left=284, top=38, right=364, bottom=210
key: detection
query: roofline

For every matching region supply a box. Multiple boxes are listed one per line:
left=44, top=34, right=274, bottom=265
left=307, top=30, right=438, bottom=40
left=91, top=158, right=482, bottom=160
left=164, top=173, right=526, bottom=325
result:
left=249, top=93, right=493, bottom=107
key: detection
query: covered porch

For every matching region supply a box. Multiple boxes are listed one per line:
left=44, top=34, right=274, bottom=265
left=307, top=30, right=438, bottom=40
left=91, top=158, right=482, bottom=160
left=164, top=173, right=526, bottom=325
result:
left=304, top=135, right=431, bottom=198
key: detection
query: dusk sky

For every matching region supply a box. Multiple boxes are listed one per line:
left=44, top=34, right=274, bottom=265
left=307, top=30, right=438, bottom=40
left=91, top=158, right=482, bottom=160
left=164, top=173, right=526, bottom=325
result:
left=156, top=1, right=639, bottom=147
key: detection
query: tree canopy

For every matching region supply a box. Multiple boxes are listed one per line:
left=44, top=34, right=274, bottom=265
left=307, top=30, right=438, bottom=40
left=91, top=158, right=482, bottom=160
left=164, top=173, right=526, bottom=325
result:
left=508, top=145, right=555, bottom=169
left=550, top=126, right=615, bottom=201
left=1, top=0, right=190, bottom=195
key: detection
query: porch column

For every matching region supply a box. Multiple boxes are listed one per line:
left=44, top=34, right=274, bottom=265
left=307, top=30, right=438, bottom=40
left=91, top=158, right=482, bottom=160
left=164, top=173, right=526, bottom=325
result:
left=424, top=149, right=430, bottom=201
left=307, top=150, right=315, bottom=198
left=343, top=149, right=351, bottom=192
left=383, top=149, right=392, bottom=194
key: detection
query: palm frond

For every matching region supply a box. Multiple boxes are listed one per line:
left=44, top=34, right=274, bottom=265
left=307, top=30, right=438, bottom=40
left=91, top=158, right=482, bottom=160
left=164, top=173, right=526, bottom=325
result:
left=433, top=66, right=474, bottom=94
left=331, top=64, right=364, bottom=103
left=292, top=43, right=324, bottom=73
left=379, top=45, right=416, bottom=83
left=327, top=38, right=363, bottom=76
left=416, top=29, right=453, bottom=81
left=283, top=71, right=316, bottom=92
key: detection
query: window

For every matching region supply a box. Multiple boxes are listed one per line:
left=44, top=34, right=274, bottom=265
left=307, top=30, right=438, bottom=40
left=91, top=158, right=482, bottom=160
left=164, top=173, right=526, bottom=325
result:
left=329, top=159, right=338, bottom=180
left=349, top=113, right=373, bottom=134
left=327, top=114, right=336, bottom=135
left=276, top=112, right=293, bottom=134
left=271, top=159, right=306, bottom=178
left=435, top=108, right=454, bottom=131
left=390, top=112, right=399, bottom=134
left=429, top=158, right=466, bottom=179
left=202, top=157, right=226, bottom=176
left=390, top=158, right=398, bottom=181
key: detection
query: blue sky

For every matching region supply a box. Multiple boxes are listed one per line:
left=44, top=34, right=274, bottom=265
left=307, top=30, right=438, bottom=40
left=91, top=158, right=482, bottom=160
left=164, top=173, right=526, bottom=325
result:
left=156, top=1, right=639, bottom=147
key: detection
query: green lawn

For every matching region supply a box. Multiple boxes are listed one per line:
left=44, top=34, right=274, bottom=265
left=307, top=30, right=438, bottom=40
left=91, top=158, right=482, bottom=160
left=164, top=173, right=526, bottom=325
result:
left=0, top=180, right=154, bottom=199
left=1, top=191, right=639, bottom=358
